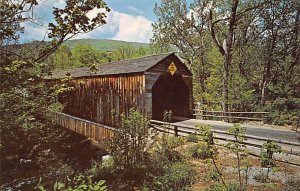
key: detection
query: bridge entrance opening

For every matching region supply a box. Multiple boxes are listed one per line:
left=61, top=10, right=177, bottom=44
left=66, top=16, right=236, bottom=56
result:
left=152, top=73, right=189, bottom=120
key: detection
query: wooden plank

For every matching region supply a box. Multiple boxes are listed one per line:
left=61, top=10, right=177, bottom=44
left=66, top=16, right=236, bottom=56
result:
left=193, top=114, right=263, bottom=121
left=194, top=109, right=269, bottom=114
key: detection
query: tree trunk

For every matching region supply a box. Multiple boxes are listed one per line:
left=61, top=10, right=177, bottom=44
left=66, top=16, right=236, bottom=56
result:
left=261, top=80, right=267, bottom=105
left=223, top=55, right=230, bottom=115
left=200, top=54, right=207, bottom=104
left=209, top=0, right=239, bottom=117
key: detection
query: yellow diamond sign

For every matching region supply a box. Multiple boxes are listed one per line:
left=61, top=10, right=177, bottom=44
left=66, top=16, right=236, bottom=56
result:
left=168, top=62, right=177, bottom=76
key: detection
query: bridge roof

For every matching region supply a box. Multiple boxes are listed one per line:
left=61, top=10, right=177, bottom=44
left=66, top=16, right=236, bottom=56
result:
left=44, top=52, right=181, bottom=79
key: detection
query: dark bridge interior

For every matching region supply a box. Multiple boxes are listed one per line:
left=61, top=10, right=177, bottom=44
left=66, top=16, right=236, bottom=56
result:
left=152, top=73, right=189, bottom=120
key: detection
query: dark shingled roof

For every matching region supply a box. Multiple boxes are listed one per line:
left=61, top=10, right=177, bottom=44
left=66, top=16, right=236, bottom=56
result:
left=44, top=53, right=174, bottom=79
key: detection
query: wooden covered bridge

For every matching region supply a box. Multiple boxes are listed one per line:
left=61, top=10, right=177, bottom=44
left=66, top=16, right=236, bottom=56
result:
left=46, top=53, right=193, bottom=140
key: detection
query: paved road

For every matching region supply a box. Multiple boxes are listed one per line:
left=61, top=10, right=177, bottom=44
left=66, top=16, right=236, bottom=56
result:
left=174, top=119, right=300, bottom=143
left=171, top=119, right=300, bottom=164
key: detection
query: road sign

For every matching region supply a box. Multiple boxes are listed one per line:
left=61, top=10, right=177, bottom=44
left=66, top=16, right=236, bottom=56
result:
left=168, top=62, right=177, bottom=76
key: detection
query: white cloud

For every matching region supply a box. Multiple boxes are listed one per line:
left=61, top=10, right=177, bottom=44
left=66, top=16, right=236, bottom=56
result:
left=75, top=9, right=153, bottom=43
left=20, top=2, right=153, bottom=44
left=112, top=11, right=152, bottom=43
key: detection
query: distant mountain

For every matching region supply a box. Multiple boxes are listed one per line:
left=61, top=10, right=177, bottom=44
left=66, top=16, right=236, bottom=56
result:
left=63, top=39, right=150, bottom=51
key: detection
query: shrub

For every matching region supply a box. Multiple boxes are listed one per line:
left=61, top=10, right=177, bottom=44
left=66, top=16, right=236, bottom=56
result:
left=109, top=108, right=149, bottom=170
left=207, top=168, right=220, bottom=181
left=36, top=175, right=107, bottom=191
left=152, top=136, right=184, bottom=165
left=188, top=142, right=211, bottom=159
left=166, top=136, right=185, bottom=148
left=264, top=97, right=300, bottom=126
left=204, top=183, right=225, bottom=191
left=260, top=141, right=282, bottom=180
left=187, top=133, right=198, bottom=143
left=196, top=125, right=214, bottom=145
left=148, top=162, right=195, bottom=191
left=205, top=182, right=244, bottom=191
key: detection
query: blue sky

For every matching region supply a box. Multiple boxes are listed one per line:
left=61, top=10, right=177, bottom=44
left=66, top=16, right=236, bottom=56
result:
left=21, top=0, right=163, bottom=43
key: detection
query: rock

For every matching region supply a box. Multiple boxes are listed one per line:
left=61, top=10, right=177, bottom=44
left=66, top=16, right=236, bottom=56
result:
left=102, top=155, right=111, bottom=161
left=20, top=159, right=32, bottom=164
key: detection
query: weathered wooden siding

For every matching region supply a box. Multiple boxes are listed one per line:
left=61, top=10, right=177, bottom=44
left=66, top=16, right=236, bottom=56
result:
left=53, top=112, right=115, bottom=142
left=147, top=54, right=192, bottom=76
left=60, top=73, right=145, bottom=127
left=144, top=54, right=193, bottom=119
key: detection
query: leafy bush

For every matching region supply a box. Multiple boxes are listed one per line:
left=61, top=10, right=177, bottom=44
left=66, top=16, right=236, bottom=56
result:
left=207, top=169, right=220, bottom=181
left=204, top=183, right=225, bottom=191
left=167, top=136, right=186, bottom=148
left=37, top=175, right=107, bottom=191
left=147, top=162, right=195, bottom=191
left=196, top=125, right=214, bottom=145
left=188, top=142, right=211, bottom=159
left=260, top=141, right=282, bottom=177
left=187, top=133, right=198, bottom=143
left=205, top=182, right=245, bottom=191
left=109, top=108, right=149, bottom=170
left=265, top=98, right=300, bottom=126
left=153, top=136, right=184, bottom=164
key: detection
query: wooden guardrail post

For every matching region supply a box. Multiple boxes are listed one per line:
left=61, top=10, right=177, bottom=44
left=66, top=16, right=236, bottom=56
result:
left=174, top=125, right=178, bottom=136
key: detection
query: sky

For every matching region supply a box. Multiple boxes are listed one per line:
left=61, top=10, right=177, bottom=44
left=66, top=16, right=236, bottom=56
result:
left=20, top=0, right=162, bottom=43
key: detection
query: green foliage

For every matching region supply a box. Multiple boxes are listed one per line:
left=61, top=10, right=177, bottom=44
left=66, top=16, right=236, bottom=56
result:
left=51, top=76, right=75, bottom=95
left=63, top=39, right=150, bottom=52
left=187, top=142, right=211, bottom=159
left=264, top=98, right=300, bottom=126
left=45, top=42, right=153, bottom=71
left=145, top=162, right=194, bottom=191
left=47, top=45, right=72, bottom=70
left=48, top=102, right=65, bottom=112
left=187, top=132, right=198, bottom=143
left=165, top=136, right=185, bottom=148
left=72, top=44, right=100, bottom=67
left=204, top=183, right=225, bottom=191
left=152, top=0, right=300, bottom=123
left=153, top=136, right=184, bottom=164
left=205, top=182, right=245, bottom=191
left=196, top=125, right=214, bottom=145
left=207, top=168, right=221, bottom=181
left=260, top=141, right=282, bottom=169
left=0, top=60, right=50, bottom=130
left=226, top=124, right=248, bottom=190
left=37, top=175, right=107, bottom=191
left=1, top=0, right=111, bottom=167
left=259, top=141, right=282, bottom=182
left=109, top=108, right=149, bottom=170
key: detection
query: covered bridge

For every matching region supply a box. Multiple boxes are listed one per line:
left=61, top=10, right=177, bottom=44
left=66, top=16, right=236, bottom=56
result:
left=46, top=53, right=193, bottom=127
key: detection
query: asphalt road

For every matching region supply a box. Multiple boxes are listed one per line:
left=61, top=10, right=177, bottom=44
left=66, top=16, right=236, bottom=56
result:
left=171, top=119, right=300, bottom=164
left=174, top=119, right=300, bottom=143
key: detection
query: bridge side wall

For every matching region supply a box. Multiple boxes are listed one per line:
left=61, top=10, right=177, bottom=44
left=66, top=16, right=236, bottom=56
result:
left=60, top=73, right=146, bottom=127
left=52, top=112, right=114, bottom=143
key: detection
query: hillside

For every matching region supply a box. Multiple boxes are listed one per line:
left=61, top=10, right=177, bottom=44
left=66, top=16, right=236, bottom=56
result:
left=63, top=39, right=150, bottom=51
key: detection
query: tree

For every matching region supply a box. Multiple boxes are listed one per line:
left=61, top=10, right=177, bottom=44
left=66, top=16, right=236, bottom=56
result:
left=152, top=0, right=211, bottom=104
left=110, top=108, right=149, bottom=170
left=260, top=141, right=282, bottom=181
left=47, top=45, right=72, bottom=70
left=0, top=0, right=110, bottom=174
left=152, top=0, right=299, bottom=124
left=72, top=44, right=99, bottom=67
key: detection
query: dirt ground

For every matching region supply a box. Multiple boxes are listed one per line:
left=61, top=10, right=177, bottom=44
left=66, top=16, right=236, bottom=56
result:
left=177, top=142, right=300, bottom=191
